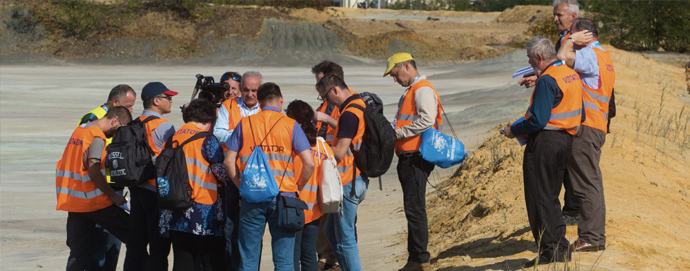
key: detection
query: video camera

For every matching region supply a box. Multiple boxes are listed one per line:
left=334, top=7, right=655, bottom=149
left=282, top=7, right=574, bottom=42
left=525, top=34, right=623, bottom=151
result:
left=191, top=74, right=229, bottom=105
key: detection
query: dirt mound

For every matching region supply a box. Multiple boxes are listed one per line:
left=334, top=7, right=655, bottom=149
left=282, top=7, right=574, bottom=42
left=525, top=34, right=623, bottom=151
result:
left=426, top=46, right=690, bottom=270
left=495, top=5, right=552, bottom=23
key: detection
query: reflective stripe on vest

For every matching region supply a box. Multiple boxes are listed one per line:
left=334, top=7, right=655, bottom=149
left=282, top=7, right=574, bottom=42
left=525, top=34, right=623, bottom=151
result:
left=237, top=111, right=298, bottom=192
left=526, top=62, right=583, bottom=135
left=56, top=125, right=113, bottom=212
left=395, top=79, right=443, bottom=152
left=173, top=123, right=218, bottom=205
left=581, top=47, right=615, bottom=133
left=334, top=98, right=366, bottom=185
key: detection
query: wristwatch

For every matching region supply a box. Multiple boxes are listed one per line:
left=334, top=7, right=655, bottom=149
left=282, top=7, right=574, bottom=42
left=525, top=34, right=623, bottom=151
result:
left=569, top=37, right=575, bottom=43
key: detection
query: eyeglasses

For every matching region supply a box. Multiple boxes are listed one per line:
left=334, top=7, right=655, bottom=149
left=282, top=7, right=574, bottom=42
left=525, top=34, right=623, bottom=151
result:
left=317, top=87, right=333, bottom=101
left=112, top=114, right=125, bottom=127
left=158, top=95, right=173, bottom=101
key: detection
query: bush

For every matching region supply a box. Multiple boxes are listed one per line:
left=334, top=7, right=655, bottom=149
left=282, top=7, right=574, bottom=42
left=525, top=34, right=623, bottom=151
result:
left=524, top=16, right=559, bottom=46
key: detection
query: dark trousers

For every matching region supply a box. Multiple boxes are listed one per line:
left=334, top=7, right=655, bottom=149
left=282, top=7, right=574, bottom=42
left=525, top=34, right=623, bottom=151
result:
left=124, top=187, right=172, bottom=271
left=66, top=204, right=129, bottom=271
left=562, top=171, right=582, bottom=217
left=294, top=218, right=321, bottom=271
left=224, top=183, right=241, bottom=271
left=397, top=152, right=435, bottom=264
left=87, top=187, right=123, bottom=271
left=171, top=231, right=225, bottom=271
left=523, top=130, right=572, bottom=259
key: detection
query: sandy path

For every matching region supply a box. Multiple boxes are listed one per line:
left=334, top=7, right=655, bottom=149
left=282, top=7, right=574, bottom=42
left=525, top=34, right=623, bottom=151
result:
left=0, top=53, right=530, bottom=270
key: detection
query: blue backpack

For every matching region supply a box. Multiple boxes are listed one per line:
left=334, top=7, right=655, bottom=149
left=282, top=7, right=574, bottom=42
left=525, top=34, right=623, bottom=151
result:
left=239, top=116, right=285, bottom=203
left=420, top=128, right=466, bottom=168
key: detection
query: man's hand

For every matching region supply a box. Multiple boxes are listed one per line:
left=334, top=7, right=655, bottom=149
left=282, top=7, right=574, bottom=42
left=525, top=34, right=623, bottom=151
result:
left=109, top=193, right=127, bottom=206
left=571, top=30, right=593, bottom=47
left=518, top=75, right=537, bottom=88
left=503, top=122, right=516, bottom=139
left=314, top=111, right=337, bottom=128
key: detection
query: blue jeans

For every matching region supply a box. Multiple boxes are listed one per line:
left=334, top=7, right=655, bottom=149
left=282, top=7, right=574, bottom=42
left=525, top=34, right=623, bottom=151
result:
left=238, top=194, right=297, bottom=271
left=324, top=176, right=368, bottom=271
left=294, top=218, right=320, bottom=271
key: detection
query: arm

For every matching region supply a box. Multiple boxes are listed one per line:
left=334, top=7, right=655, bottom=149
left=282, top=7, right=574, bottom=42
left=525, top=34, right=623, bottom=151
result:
left=224, top=150, right=240, bottom=189
left=89, top=159, right=126, bottom=205
left=395, top=87, right=438, bottom=139
left=557, top=30, right=592, bottom=68
left=296, top=149, right=315, bottom=192
left=510, top=75, right=559, bottom=136
left=314, top=111, right=338, bottom=129
left=214, top=104, right=233, bottom=145
left=518, top=75, right=538, bottom=88
left=332, top=137, right=352, bottom=163
left=152, top=122, right=175, bottom=152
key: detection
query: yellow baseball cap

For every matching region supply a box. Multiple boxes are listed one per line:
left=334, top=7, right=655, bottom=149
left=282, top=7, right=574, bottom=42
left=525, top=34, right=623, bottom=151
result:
left=383, top=52, right=414, bottom=77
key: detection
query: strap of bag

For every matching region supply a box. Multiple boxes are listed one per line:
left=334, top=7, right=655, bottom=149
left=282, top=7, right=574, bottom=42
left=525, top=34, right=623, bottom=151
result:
left=248, top=115, right=286, bottom=147
left=169, top=131, right=212, bottom=149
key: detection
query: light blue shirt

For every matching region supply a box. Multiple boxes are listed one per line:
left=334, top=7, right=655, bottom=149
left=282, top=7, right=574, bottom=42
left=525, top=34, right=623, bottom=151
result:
left=574, top=41, right=603, bottom=89
left=214, top=97, right=260, bottom=146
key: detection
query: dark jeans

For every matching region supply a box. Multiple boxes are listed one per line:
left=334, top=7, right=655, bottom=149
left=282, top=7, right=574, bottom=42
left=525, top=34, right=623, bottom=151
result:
left=87, top=187, right=124, bottom=271
left=294, top=218, right=320, bottom=271
left=224, top=183, right=241, bottom=271
left=171, top=231, right=225, bottom=271
left=66, top=204, right=129, bottom=271
left=562, top=171, right=582, bottom=217
left=124, top=187, right=171, bottom=271
left=523, top=130, right=572, bottom=259
left=397, top=152, right=434, bottom=264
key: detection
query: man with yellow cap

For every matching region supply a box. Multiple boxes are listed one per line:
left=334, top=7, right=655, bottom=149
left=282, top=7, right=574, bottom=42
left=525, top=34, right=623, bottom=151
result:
left=385, top=53, right=442, bottom=271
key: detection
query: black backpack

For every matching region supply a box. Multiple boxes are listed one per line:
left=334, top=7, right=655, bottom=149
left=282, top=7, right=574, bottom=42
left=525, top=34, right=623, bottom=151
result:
left=346, top=92, right=396, bottom=178
left=155, top=132, right=212, bottom=211
left=106, top=116, right=159, bottom=187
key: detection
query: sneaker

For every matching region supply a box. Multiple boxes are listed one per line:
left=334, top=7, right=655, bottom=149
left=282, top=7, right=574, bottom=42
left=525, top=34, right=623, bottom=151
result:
left=398, top=261, right=432, bottom=271
left=563, top=214, right=579, bottom=226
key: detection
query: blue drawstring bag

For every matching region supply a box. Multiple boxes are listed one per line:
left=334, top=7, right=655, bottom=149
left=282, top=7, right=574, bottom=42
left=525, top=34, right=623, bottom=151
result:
left=240, top=146, right=279, bottom=203
left=419, top=128, right=466, bottom=168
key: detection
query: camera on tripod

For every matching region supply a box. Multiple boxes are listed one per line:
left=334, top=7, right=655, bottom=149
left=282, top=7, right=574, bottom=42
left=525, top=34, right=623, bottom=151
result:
left=192, top=74, right=229, bottom=105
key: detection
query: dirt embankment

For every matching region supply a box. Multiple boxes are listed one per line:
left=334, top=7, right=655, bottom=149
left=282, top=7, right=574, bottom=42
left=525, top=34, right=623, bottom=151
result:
left=0, top=3, right=550, bottom=65
left=426, top=47, right=690, bottom=270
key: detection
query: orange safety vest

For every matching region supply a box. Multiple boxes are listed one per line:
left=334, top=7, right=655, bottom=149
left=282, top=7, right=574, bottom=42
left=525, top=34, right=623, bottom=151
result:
left=334, top=98, right=366, bottom=185
left=56, top=125, right=112, bottom=212
left=581, top=47, right=615, bottom=133
left=141, top=115, right=171, bottom=190
left=315, top=88, right=357, bottom=145
left=294, top=140, right=334, bottom=224
left=237, top=110, right=299, bottom=193
left=526, top=62, right=583, bottom=135
left=172, top=123, right=219, bottom=205
left=220, top=97, right=261, bottom=152
left=395, top=79, right=443, bottom=152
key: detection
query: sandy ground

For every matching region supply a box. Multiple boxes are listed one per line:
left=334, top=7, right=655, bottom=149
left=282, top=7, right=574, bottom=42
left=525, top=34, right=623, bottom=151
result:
left=0, top=53, right=530, bottom=270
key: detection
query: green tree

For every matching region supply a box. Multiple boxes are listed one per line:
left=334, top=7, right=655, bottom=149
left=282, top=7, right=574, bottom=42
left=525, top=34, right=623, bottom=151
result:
left=582, top=0, right=690, bottom=53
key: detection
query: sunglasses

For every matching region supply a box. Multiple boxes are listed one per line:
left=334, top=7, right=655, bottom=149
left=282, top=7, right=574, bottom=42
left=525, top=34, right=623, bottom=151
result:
left=222, top=73, right=241, bottom=82
left=158, top=95, right=173, bottom=101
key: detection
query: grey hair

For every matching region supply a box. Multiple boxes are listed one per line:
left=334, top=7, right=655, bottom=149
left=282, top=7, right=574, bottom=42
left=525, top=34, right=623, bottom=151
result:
left=553, top=0, right=579, bottom=17
left=107, top=84, right=135, bottom=102
left=241, top=71, right=262, bottom=84
left=526, top=36, right=557, bottom=62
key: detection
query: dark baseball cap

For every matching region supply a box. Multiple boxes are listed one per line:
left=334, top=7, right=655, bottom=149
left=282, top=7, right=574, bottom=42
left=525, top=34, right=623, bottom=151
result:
left=141, top=82, right=178, bottom=101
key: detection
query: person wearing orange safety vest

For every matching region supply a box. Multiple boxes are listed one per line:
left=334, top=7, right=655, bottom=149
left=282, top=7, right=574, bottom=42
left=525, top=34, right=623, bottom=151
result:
left=285, top=100, right=335, bottom=271
left=504, top=36, right=583, bottom=268
left=57, top=106, right=131, bottom=271
left=123, top=82, right=177, bottom=271
left=213, top=71, right=262, bottom=271
left=77, top=84, right=135, bottom=271
left=224, top=82, right=315, bottom=271
left=384, top=52, right=441, bottom=271
left=158, top=99, right=229, bottom=270
left=315, top=74, right=367, bottom=271
left=557, top=18, right=615, bottom=254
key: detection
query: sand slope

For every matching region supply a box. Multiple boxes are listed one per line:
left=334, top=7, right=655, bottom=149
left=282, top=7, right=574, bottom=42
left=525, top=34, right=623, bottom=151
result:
left=426, top=47, right=690, bottom=270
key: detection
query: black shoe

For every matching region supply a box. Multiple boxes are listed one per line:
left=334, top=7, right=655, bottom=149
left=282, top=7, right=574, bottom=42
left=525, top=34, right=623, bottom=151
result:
left=522, top=252, right=571, bottom=268
left=563, top=214, right=579, bottom=226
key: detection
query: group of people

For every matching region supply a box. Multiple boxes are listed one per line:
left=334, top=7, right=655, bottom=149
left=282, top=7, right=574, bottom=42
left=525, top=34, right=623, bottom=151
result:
left=54, top=0, right=614, bottom=270
left=56, top=53, right=443, bottom=271
left=506, top=0, right=615, bottom=267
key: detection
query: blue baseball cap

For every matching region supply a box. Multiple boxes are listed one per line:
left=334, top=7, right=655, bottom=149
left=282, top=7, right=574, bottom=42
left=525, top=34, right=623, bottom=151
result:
left=141, top=82, right=178, bottom=101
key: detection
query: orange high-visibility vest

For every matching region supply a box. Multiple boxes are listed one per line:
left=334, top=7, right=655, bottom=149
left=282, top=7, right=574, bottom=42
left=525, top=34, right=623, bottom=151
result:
left=315, top=88, right=357, bottom=146
left=395, top=79, right=443, bottom=152
left=526, top=62, right=583, bottom=135
left=294, top=140, right=334, bottom=223
left=237, top=110, right=299, bottom=193
left=56, top=125, right=112, bottom=212
left=581, top=47, right=615, bottom=133
left=334, top=98, right=366, bottom=185
left=172, top=123, right=219, bottom=205
left=220, top=97, right=261, bottom=152
left=140, top=115, right=171, bottom=190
